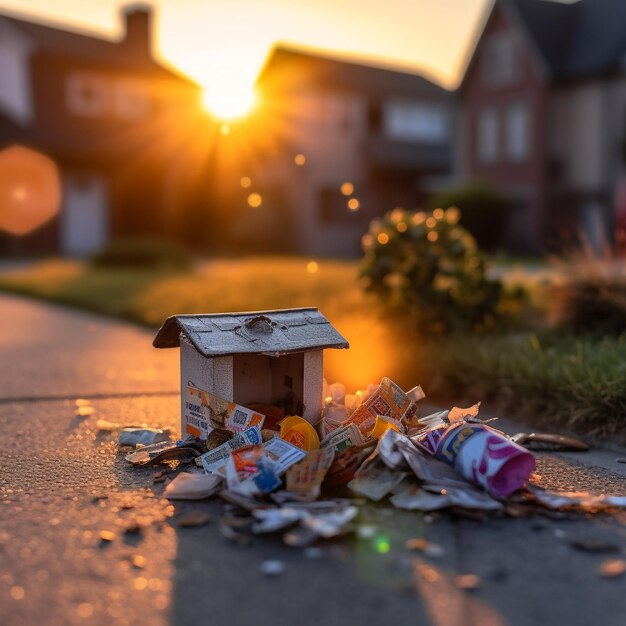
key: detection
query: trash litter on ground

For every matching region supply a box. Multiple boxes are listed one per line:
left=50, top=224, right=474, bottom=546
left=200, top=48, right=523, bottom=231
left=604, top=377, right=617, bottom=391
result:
left=115, top=309, right=626, bottom=549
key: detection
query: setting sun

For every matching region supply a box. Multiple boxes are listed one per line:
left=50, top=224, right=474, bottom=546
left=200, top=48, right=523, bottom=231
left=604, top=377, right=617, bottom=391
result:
left=201, top=81, right=258, bottom=121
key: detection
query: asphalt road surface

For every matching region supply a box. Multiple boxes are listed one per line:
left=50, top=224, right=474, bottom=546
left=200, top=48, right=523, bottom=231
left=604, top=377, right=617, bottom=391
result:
left=1, top=294, right=625, bottom=626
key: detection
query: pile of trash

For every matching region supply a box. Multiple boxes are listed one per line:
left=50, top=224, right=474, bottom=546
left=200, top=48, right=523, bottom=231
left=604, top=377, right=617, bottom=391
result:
left=120, top=377, right=626, bottom=547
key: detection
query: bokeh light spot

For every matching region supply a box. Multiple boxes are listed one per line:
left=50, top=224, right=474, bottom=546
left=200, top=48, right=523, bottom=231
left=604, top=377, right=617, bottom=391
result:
left=433, top=207, right=445, bottom=220
left=294, top=154, right=306, bottom=165
left=247, top=192, right=262, bottom=208
left=427, top=231, right=439, bottom=242
left=377, top=232, right=389, bottom=245
left=340, top=182, right=354, bottom=196
left=306, top=261, right=319, bottom=274
left=0, top=145, right=61, bottom=236
left=347, top=198, right=360, bottom=211
left=374, top=535, right=391, bottom=554
left=240, top=176, right=251, bottom=188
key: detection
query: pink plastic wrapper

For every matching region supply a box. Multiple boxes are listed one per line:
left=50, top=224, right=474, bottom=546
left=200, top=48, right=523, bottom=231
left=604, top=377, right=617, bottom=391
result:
left=435, top=423, right=536, bottom=499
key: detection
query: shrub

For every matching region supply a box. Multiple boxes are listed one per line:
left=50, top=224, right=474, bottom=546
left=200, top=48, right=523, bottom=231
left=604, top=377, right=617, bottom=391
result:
left=548, top=243, right=626, bottom=334
left=429, top=183, right=510, bottom=251
left=360, top=207, right=502, bottom=333
left=90, top=237, right=193, bottom=271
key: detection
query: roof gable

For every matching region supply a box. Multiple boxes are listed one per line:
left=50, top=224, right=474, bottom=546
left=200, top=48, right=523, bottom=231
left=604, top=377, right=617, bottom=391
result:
left=257, top=45, right=451, bottom=99
left=153, top=308, right=350, bottom=357
left=0, top=11, right=196, bottom=84
left=510, top=0, right=626, bottom=80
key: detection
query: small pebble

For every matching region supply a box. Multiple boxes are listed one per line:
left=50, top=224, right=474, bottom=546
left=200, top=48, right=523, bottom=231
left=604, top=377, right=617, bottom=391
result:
left=260, top=560, right=285, bottom=576
left=99, top=530, right=116, bottom=543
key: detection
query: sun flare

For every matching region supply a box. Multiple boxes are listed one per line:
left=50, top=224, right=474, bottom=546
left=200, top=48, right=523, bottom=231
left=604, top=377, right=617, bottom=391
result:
left=202, top=82, right=258, bottom=121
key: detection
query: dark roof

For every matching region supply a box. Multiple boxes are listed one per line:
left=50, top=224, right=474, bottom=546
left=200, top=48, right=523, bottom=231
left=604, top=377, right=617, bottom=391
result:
left=153, top=308, right=350, bottom=357
left=510, top=0, right=626, bottom=79
left=257, top=45, right=451, bottom=99
left=0, top=11, right=194, bottom=83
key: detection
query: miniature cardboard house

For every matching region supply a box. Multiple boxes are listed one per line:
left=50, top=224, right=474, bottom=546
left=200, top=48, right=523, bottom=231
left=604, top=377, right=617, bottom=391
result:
left=153, top=308, right=349, bottom=438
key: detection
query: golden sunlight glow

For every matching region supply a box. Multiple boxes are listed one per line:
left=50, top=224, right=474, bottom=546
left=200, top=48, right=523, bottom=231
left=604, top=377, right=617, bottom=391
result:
left=202, top=83, right=257, bottom=121
left=306, top=261, right=319, bottom=274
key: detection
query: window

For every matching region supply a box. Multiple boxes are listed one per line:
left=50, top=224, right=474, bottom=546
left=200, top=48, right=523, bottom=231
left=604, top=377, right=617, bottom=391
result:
left=383, top=101, right=448, bottom=143
left=66, top=72, right=111, bottom=117
left=115, top=80, right=150, bottom=119
left=482, top=33, right=517, bottom=87
left=505, top=102, right=530, bottom=161
left=477, top=108, right=499, bottom=164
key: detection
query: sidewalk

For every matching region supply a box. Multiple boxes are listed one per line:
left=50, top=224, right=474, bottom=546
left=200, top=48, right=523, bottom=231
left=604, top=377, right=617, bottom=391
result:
left=1, top=294, right=625, bottom=626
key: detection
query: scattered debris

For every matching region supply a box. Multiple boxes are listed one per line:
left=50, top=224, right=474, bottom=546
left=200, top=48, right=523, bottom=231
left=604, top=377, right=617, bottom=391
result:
left=176, top=511, right=211, bottom=528
left=260, top=560, right=286, bottom=577
left=597, top=559, right=626, bottom=578
left=99, top=530, right=116, bottom=543
left=116, top=368, right=626, bottom=559
left=96, top=419, right=120, bottom=432
left=164, top=472, right=222, bottom=500
left=510, top=432, right=589, bottom=452
left=454, top=574, right=481, bottom=590
left=405, top=538, right=445, bottom=558
left=118, top=427, right=170, bottom=447
left=569, top=538, right=622, bottom=554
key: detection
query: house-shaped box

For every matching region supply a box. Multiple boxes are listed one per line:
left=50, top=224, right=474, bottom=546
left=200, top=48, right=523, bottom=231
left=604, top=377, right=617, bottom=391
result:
left=153, top=308, right=349, bottom=437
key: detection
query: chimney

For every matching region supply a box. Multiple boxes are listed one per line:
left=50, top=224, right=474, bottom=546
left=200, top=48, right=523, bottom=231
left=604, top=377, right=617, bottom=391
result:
left=122, top=4, right=152, bottom=57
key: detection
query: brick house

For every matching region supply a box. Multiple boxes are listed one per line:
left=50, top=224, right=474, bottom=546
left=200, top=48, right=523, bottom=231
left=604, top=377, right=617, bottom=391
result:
left=228, top=46, right=454, bottom=257
left=456, top=0, right=626, bottom=252
left=0, top=5, right=208, bottom=256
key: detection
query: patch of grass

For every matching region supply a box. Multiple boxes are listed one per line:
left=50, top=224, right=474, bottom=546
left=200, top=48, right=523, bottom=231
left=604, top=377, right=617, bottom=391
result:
left=0, top=258, right=624, bottom=443
left=422, top=332, right=626, bottom=444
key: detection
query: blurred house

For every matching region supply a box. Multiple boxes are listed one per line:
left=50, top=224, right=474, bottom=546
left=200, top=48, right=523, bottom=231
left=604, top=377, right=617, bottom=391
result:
left=238, top=46, right=453, bottom=257
left=457, top=0, right=626, bottom=252
left=0, top=5, right=207, bottom=257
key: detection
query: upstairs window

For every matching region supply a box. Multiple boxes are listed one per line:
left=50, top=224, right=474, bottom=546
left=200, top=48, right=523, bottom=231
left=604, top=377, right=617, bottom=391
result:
left=505, top=101, right=531, bottom=161
left=66, top=72, right=111, bottom=117
left=482, top=33, right=517, bottom=87
left=383, top=101, right=448, bottom=143
left=115, top=80, right=150, bottom=119
left=477, top=107, right=499, bottom=164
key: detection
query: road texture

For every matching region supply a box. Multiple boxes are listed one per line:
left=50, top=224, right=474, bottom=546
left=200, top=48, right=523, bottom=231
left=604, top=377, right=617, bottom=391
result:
left=0, top=294, right=625, bottom=626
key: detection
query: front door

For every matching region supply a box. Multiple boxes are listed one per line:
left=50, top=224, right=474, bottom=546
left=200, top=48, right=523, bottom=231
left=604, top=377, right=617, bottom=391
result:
left=60, top=174, right=108, bottom=256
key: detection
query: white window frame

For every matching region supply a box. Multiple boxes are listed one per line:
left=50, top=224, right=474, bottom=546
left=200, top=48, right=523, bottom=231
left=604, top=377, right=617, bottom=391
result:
left=505, top=101, right=531, bottom=162
left=477, top=107, right=499, bottom=164
left=383, top=101, right=448, bottom=143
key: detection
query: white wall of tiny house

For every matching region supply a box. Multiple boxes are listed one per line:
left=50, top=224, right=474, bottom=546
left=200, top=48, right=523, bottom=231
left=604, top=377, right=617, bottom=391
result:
left=179, top=336, right=325, bottom=432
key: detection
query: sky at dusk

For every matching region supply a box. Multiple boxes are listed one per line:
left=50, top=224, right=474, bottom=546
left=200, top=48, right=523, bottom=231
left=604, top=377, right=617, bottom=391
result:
left=0, top=0, right=493, bottom=114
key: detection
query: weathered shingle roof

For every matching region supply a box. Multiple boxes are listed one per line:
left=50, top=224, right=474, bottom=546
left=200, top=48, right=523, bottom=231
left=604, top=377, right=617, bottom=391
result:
left=153, top=308, right=349, bottom=357
left=510, top=0, right=626, bottom=79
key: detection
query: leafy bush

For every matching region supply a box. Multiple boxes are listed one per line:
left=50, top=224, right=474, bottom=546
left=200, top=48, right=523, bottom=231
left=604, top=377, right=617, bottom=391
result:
left=430, top=183, right=510, bottom=251
left=548, top=243, right=626, bottom=335
left=360, top=207, right=502, bottom=333
left=90, top=237, right=193, bottom=271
